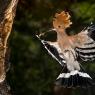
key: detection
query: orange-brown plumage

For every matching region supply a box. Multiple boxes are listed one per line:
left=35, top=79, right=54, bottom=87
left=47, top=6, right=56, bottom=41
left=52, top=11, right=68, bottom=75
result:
left=53, top=11, right=72, bottom=30
left=53, top=11, right=91, bottom=49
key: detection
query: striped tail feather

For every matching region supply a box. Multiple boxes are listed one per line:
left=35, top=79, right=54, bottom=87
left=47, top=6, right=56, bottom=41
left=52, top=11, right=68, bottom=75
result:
left=55, top=69, right=94, bottom=88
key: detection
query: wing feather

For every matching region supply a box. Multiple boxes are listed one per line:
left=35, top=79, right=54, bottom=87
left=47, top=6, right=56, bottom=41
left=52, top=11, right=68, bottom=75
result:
left=75, top=24, right=95, bottom=62
left=36, top=35, right=66, bottom=66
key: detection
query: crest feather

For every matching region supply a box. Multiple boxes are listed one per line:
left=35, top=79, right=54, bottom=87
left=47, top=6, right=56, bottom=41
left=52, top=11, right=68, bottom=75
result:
left=53, top=11, right=72, bottom=29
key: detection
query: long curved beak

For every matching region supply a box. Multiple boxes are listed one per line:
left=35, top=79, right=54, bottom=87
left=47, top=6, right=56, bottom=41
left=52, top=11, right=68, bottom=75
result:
left=48, top=28, right=57, bottom=32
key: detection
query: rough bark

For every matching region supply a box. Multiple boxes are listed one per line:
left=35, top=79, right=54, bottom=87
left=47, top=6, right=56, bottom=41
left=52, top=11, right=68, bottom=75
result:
left=0, top=0, right=18, bottom=94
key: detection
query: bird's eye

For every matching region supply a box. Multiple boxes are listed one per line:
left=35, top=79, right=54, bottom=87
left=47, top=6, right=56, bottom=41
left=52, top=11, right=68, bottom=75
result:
left=58, top=25, right=61, bottom=28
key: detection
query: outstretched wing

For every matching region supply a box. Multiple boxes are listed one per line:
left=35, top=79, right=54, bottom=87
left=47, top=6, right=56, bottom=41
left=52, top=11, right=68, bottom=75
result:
left=75, top=24, right=95, bottom=61
left=36, top=35, right=66, bottom=66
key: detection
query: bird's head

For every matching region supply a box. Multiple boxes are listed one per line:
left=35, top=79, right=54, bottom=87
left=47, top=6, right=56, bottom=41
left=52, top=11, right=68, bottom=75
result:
left=53, top=11, right=72, bottom=32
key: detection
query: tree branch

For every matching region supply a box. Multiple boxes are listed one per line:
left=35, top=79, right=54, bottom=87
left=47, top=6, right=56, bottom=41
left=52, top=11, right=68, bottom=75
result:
left=0, top=0, right=18, bottom=94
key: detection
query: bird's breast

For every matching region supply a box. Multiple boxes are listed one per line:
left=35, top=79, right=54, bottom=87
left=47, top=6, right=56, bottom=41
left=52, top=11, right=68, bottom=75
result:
left=58, top=38, right=75, bottom=52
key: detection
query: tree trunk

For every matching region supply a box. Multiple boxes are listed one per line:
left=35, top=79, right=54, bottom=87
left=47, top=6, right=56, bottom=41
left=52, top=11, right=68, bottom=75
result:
left=0, top=0, right=18, bottom=94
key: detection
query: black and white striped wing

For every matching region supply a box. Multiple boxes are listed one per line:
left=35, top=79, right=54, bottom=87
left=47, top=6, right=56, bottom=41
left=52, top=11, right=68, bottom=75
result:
left=75, top=24, right=95, bottom=62
left=36, top=35, right=66, bottom=66
left=41, top=41, right=66, bottom=66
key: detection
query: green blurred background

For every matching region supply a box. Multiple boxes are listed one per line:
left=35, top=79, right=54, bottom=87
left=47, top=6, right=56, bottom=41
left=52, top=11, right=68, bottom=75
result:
left=6, top=0, right=95, bottom=95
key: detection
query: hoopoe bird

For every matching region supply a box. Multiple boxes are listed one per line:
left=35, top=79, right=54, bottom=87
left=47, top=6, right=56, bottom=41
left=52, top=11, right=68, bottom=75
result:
left=36, top=11, right=95, bottom=88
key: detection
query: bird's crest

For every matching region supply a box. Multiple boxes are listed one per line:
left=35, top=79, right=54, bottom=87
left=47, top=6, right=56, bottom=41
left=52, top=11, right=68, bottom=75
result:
left=53, top=11, right=72, bottom=29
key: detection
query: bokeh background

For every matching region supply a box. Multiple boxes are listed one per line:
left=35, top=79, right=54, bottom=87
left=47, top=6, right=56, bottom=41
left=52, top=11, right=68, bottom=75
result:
left=6, top=0, right=95, bottom=95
